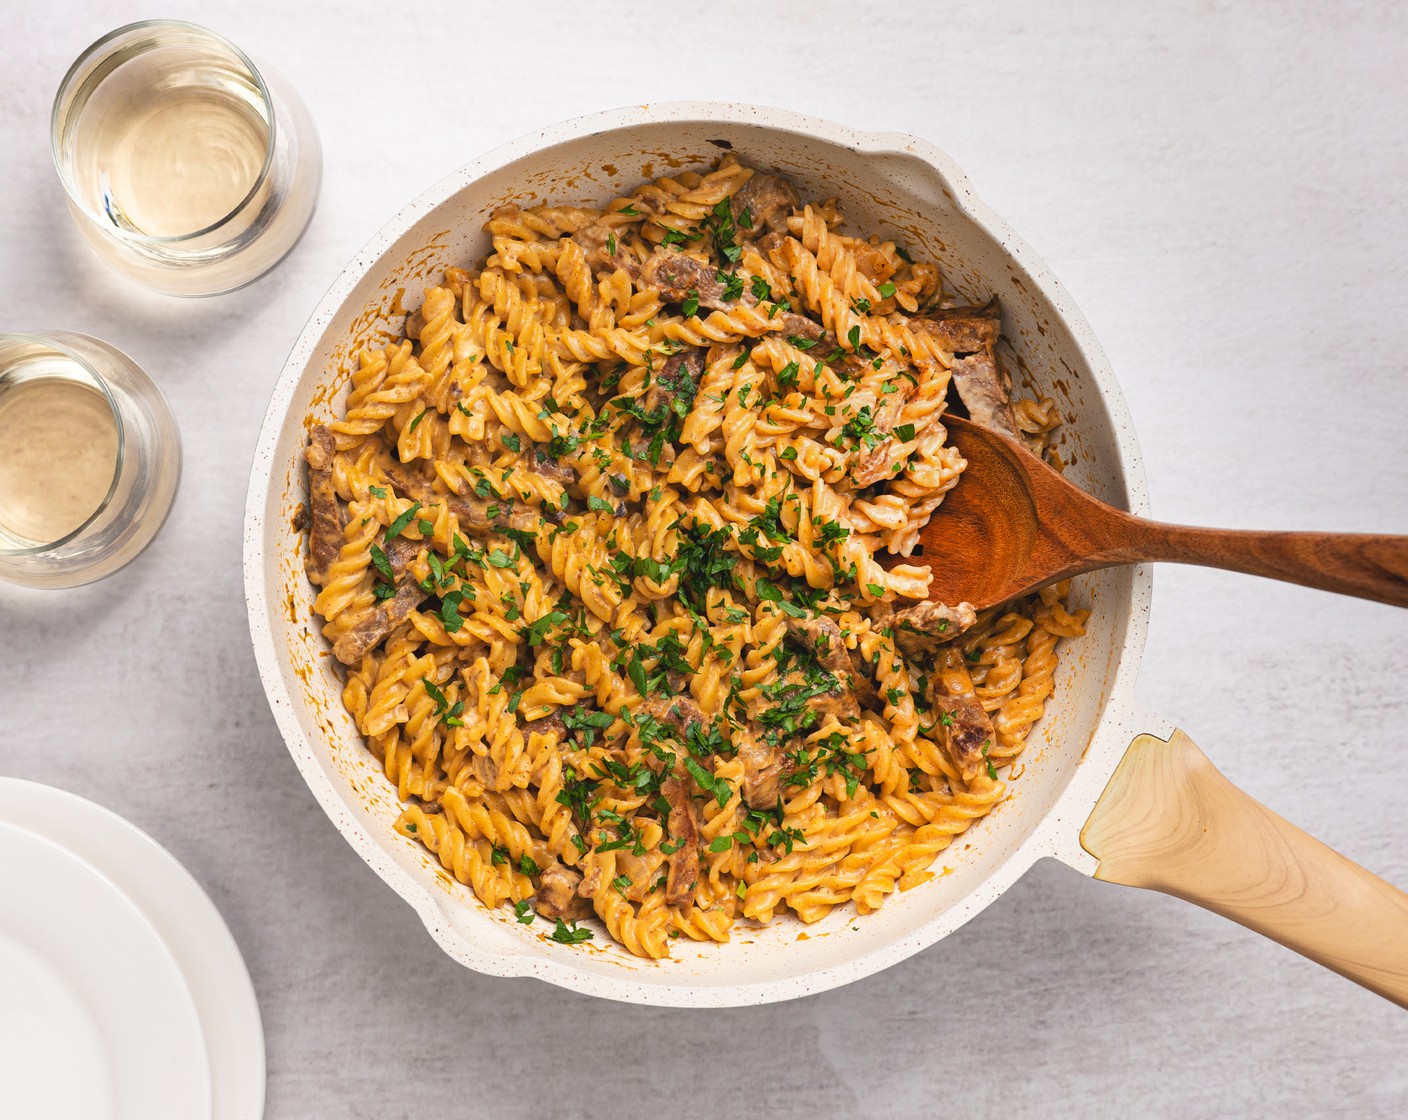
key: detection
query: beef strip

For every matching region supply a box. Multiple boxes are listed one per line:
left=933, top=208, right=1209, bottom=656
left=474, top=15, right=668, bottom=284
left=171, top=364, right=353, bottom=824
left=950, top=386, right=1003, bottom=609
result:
left=535, top=863, right=589, bottom=921
left=305, top=425, right=344, bottom=587
left=849, top=437, right=902, bottom=488
left=660, top=776, right=701, bottom=907
left=530, top=447, right=576, bottom=488
left=380, top=457, right=441, bottom=505
left=371, top=532, right=419, bottom=583
left=523, top=707, right=568, bottom=741
left=636, top=249, right=837, bottom=372
left=874, top=377, right=916, bottom=433
left=643, top=348, right=705, bottom=418
left=572, top=223, right=639, bottom=277
left=640, top=696, right=709, bottom=740
left=635, top=697, right=732, bottom=876
left=879, top=600, right=978, bottom=659
left=784, top=616, right=875, bottom=711
left=914, top=296, right=1016, bottom=436
left=847, top=647, right=882, bottom=709
left=450, top=493, right=540, bottom=534
left=850, top=386, right=918, bottom=487
left=755, top=229, right=789, bottom=258
left=776, top=668, right=857, bottom=724
left=915, top=297, right=1001, bottom=355
left=384, top=535, right=422, bottom=580
left=332, top=580, right=426, bottom=666
left=776, top=312, right=822, bottom=342
left=383, top=455, right=542, bottom=534
left=306, top=425, right=334, bottom=471
left=775, top=312, right=842, bottom=358
left=736, top=722, right=785, bottom=810
left=931, top=693, right=996, bottom=782
left=638, top=252, right=730, bottom=309
left=949, top=351, right=1017, bottom=436
left=732, top=173, right=800, bottom=239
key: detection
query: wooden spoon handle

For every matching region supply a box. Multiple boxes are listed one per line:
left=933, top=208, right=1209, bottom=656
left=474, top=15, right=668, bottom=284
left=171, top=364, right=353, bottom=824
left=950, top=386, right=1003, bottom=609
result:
left=1104, top=519, right=1408, bottom=607
left=1081, top=730, right=1408, bottom=1007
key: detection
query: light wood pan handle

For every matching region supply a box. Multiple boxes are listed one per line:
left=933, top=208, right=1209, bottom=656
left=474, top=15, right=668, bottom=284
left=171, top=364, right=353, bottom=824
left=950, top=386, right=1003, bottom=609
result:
left=1080, top=730, right=1408, bottom=1007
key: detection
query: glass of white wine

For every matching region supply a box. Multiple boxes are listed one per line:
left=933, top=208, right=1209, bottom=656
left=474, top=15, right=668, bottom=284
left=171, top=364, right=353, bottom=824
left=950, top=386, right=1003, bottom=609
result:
left=0, top=333, right=180, bottom=589
left=51, top=20, right=321, bottom=297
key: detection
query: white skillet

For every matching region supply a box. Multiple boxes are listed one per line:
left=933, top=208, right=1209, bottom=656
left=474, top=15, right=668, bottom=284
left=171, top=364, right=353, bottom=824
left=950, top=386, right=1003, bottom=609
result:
left=243, top=103, right=1408, bottom=1008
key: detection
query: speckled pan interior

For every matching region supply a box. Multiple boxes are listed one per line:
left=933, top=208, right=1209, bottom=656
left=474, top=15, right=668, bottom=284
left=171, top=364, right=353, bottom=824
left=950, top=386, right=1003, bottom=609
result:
left=244, top=103, right=1168, bottom=1007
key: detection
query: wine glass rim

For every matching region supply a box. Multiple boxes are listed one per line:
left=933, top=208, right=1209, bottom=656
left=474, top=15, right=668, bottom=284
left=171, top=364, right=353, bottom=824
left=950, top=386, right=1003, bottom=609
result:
left=0, top=333, right=126, bottom=557
left=49, top=19, right=279, bottom=246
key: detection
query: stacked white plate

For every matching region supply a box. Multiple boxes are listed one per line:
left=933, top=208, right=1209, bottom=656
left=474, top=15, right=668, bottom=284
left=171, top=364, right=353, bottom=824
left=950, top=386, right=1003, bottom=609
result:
left=0, top=779, right=264, bottom=1119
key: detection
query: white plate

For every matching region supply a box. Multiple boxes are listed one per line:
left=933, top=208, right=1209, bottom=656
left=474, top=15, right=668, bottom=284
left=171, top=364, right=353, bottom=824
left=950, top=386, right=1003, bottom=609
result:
left=0, top=781, right=265, bottom=1120
left=0, top=821, right=212, bottom=1120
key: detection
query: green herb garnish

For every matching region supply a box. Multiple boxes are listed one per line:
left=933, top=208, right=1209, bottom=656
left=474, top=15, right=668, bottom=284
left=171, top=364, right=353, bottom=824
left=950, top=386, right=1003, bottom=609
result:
left=550, top=919, right=594, bottom=945
left=385, top=501, right=423, bottom=542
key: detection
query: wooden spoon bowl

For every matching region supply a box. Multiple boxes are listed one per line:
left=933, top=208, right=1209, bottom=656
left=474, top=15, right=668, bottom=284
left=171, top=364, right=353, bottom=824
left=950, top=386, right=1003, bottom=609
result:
left=904, top=415, right=1408, bottom=611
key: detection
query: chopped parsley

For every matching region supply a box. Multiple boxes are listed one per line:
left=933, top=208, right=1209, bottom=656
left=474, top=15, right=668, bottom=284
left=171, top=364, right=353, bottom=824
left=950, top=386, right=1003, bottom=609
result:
left=421, top=678, right=464, bottom=727
left=685, top=757, right=731, bottom=808
left=673, top=521, right=738, bottom=610
left=840, top=406, right=881, bottom=449
left=440, top=591, right=467, bottom=633
left=547, top=432, right=580, bottom=459
left=562, top=706, right=613, bottom=749
left=705, top=196, right=742, bottom=264
left=549, top=919, right=594, bottom=945
left=523, top=610, right=568, bottom=646
left=384, top=501, right=423, bottom=542
left=369, top=543, right=394, bottom=583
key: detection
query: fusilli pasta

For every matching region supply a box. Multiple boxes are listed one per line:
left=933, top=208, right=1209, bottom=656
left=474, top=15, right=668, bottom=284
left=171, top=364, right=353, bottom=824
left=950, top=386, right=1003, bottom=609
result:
left=302, top=156, right=1087, bottom=957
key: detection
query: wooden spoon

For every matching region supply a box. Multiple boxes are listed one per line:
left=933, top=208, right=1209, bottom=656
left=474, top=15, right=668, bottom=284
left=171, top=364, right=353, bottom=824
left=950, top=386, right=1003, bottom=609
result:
left=906, top=415, right=1408, bottom=610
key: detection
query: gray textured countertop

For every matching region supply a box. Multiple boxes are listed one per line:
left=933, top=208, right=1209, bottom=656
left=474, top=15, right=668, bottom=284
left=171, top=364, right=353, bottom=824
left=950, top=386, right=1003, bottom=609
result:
left=4, top=1, right=1407, bottom=1116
